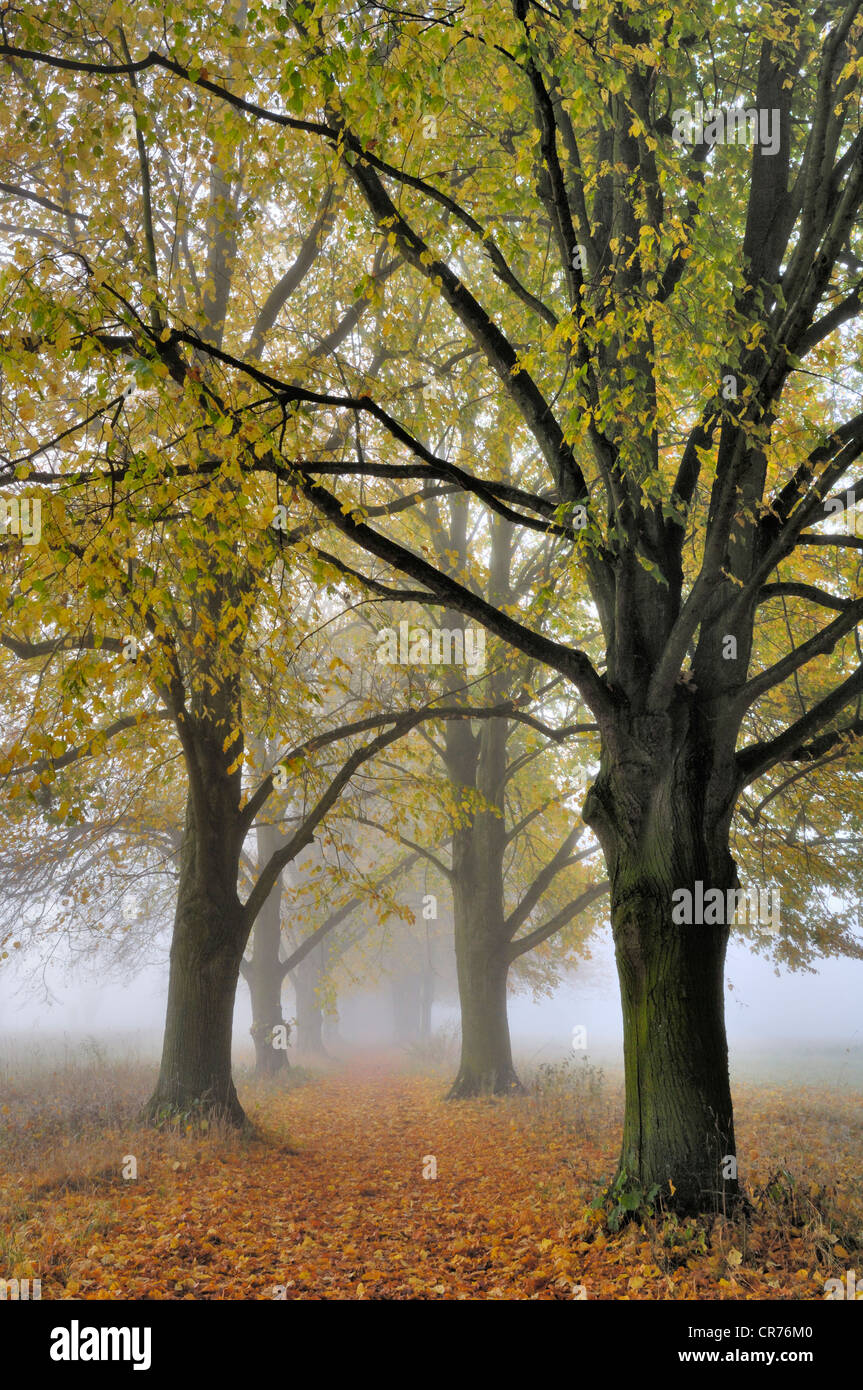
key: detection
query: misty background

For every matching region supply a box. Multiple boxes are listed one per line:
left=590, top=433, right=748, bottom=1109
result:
left=3, top=922, right=861, bottom=1084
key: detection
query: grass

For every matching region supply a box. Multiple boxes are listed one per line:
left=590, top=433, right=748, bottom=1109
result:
left=0, top=1037, right=860, bottom=1298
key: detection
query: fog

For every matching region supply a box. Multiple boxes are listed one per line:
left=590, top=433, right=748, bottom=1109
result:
left=3, top=923, right=860, bottom=1082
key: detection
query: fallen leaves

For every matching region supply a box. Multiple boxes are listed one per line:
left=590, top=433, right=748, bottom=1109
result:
left=1, top=1064, right=861, bottom=1299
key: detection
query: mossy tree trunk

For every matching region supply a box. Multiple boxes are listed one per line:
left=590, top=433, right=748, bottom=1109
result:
left=614, top=901, right=735, bottom=1213
left=584, top=705, right=740, bottom=1214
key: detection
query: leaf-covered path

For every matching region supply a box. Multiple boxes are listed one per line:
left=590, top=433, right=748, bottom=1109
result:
left=3, top=1062, right=861, bottom=1299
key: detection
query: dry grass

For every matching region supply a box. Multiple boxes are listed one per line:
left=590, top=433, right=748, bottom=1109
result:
left=0, top=1044, right=860, bottom=1299
left=520, top=1055, right=863, bottom=1296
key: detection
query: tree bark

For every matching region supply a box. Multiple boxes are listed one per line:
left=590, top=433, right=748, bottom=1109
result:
left=584, top=708, right=739, bottom=1213
left=443, top=510, right=522, bottom=1098
left=446, top=728, right=522, bottom=1097
left=615, top=898, right=734, bottom=1214
left=142, top=639, right=251, bottom=1128
left=245, top=957, right=289, bottom=1078
left=142, top=752, right=247, bottom=1125
left=447, top=927, right=519, bottom=1097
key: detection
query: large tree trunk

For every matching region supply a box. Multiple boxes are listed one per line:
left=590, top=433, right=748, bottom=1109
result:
left=615, top=898, right=734, bottom=1214
left=244, top=823, right=290, bottom=1078
left=142, top=787, right=246, bottom=1125
left=585, top=710, right=739, bottom=1214
left=447, top=926, right=518, bottom=1097
left=143, top=708, right=249, bottom=1127
left=144, top=904, right=246, bottom=1126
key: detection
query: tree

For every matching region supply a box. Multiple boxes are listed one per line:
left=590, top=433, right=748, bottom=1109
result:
left=243, top=819, right=292, bottom=1077
left=241, top=799, right=424, bottom=1067
left=6, top=0, right=863, bottom=1212
left=0, top=3, right=528, bottom=1122
left=360, top=482, right=608, bottom=1095
left=276, top=0, right=863, bottom=1208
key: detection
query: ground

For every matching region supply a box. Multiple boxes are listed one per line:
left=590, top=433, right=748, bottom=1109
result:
left=1, top=1049, right=862, bottom=1300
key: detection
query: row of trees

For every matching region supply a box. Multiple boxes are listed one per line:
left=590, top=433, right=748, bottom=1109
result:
left=3, top=0, right=863, bottom=1213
